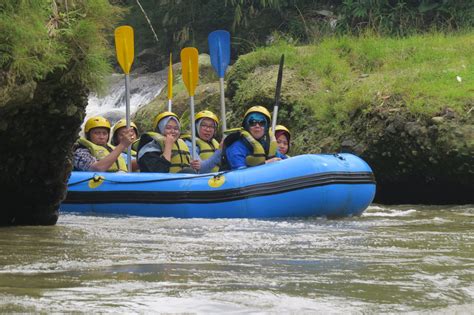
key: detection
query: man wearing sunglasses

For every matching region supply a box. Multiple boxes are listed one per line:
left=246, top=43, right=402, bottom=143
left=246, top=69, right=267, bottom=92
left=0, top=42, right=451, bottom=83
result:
left=221, top=106, right=282, bottom=170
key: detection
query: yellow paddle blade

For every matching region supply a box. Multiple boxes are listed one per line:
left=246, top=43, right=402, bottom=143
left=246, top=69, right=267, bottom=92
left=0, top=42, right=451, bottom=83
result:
left=114, top=26, right=134, bottom=74
left=180, top=47, right=199, bottom=96
left=167, top=53, right=173, bottom=100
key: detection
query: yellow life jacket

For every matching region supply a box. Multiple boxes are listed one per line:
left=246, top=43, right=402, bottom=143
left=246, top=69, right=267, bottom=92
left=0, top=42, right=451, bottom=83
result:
left=129, top=138, right=140, bottom=157
left=145, top=132, right=191, bottom=173
left=240, top=130, right=277, bottom=166
left=77, top=137, right=128, bottom=172
left=181, top=135, right=220, bottom=172
left=222, top=129, right=278, bottom=168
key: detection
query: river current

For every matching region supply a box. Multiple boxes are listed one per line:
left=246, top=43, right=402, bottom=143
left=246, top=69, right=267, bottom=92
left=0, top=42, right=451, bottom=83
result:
left=0, top=204, right=472, bottom=313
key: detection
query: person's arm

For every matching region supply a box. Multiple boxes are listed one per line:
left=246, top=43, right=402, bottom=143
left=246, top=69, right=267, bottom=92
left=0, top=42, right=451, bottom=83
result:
left=199, top=149, right=222, bottom=173
left=138, top=151, right=171, bottom=173
left=265, top=151, right=282, bottom=164
left=73, top=148, right=97, bottom=171
left=88, top=143, right=128, bottom=172
left=226, top=142, right=248, bottom=170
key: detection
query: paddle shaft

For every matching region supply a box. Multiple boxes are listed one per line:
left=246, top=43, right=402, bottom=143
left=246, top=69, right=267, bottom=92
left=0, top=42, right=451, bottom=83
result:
left=219, top=77, right=227, bottom=133
left=271, top=106, right=279, bottom=134
left=190, top=96, right=196, bottom=160
left=271, top=54, right=284, bottom=134
left=168, top=53, right=173, bottom=112
left=125, top=74, right=132, bottom=172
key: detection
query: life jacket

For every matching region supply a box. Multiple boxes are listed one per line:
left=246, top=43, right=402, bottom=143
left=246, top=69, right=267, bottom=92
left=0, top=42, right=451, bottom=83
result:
left=129, top=138, right=140, bottom=157
left=142, top=132, right=191, bottom=173
left=181, top=134, right=220, bottom=172
left=77, top=137, right=128, bottom=172
left=221, top=128, right=278, bottom=170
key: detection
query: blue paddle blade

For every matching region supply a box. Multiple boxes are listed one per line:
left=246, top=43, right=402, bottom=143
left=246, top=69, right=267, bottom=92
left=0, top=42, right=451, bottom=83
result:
left=208, top=30, right=230, bottom=78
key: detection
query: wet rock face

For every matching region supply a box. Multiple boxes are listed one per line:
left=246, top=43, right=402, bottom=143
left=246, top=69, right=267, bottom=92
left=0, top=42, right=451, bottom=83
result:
left=0, top=70, right=87, bottom=226
left=346, top=107, right=473, bottom=204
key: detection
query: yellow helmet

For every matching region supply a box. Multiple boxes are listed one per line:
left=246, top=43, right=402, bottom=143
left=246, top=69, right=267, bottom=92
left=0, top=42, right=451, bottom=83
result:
left=112, top=119, right=138, bottom=135
left=195, top=110, right=219, bottom=126
left=275, top=124, right=290, bottom=137
left=153, top=111, right=179, bottom=131
left=84, top=116, right=111, bottom=133
left=243, top=106, right=271, bottom=128
left=244, top=106, right=271, bottom=121
left=111, top=119, right=139, bottom=146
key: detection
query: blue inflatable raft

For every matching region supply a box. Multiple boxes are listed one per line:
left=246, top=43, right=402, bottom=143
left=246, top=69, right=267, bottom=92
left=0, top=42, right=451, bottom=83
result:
left=60, top=153, right=376, bottom=218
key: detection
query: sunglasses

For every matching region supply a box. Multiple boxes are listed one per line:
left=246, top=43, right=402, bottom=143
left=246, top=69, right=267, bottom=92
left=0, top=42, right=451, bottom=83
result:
left=248, top=119, right=266, bottom=127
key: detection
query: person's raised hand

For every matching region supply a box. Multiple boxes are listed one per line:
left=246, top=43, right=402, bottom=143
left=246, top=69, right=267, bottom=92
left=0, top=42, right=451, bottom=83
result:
left=120, top=127, right=135, bottom=147
left=164, top=133, right=176, bottom=147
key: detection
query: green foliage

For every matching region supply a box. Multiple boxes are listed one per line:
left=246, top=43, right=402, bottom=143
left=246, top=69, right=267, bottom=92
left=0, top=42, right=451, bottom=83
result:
left=227, top=33, right=474, bottom=141
left=0, top=0, right=124, bottom=92
left=0, top=1, right=66, bottom=81
left=118, top=0, right=474, bottom=66
left=337, top=0, right=474, bottom=36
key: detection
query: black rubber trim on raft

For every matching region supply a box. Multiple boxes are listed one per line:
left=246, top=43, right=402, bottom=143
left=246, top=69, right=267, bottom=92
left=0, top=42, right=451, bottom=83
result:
left=64, top=172, right=375, bottom=204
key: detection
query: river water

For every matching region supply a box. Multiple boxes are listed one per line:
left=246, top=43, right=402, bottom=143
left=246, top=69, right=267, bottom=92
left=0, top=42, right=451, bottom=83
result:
left=0, top=204, right=472, bottom=313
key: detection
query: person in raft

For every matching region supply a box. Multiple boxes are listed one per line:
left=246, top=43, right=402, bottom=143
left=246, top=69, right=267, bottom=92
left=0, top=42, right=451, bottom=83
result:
left=181, top=110, right=222, bottom=173
left=73, top=116, right=136, bottom=172
left=136, top=111, right=200, bottom=173
left=221, top=106, right=283, bottom=170
left=110, top=118, right=140, bottom=172
left=274, top=124, right=291, bottom=159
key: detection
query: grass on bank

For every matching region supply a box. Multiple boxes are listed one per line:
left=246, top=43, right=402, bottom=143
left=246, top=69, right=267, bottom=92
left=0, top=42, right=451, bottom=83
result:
left=231, top=32, right=474, bottom=123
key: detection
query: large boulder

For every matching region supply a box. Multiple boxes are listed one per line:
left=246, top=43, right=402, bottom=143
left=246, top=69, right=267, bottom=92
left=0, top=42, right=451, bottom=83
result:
left=0, top=70, right=87, bottom=225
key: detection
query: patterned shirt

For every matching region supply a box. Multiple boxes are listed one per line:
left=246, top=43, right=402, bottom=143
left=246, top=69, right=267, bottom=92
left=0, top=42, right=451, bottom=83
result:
left=73, top=148, right=97, bottom=171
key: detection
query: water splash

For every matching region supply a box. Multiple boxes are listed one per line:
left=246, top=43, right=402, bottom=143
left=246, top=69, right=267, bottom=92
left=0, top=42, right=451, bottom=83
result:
left=84, top=69, right=167, bottom=127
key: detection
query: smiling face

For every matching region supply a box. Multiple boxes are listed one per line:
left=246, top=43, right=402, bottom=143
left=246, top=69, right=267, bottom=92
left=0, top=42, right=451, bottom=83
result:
left=89, top=127, right=109, bottom=146
left=198, top=118, right=216, bottom=141
left=164, top=119, right=180, bottom=139
left=277, top=133, right=289, bottom=155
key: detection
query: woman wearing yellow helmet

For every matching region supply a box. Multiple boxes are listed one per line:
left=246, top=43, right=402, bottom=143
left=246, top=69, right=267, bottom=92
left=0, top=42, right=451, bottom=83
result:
left=274, top=125, right=291, bottom=159
left=182, top=110, right=222, bottom=173
left=136, top=112, right=200, bottom=173
left=73, top=116, right=136, bottom=172
left=221, top=106, right=282, bottom=170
